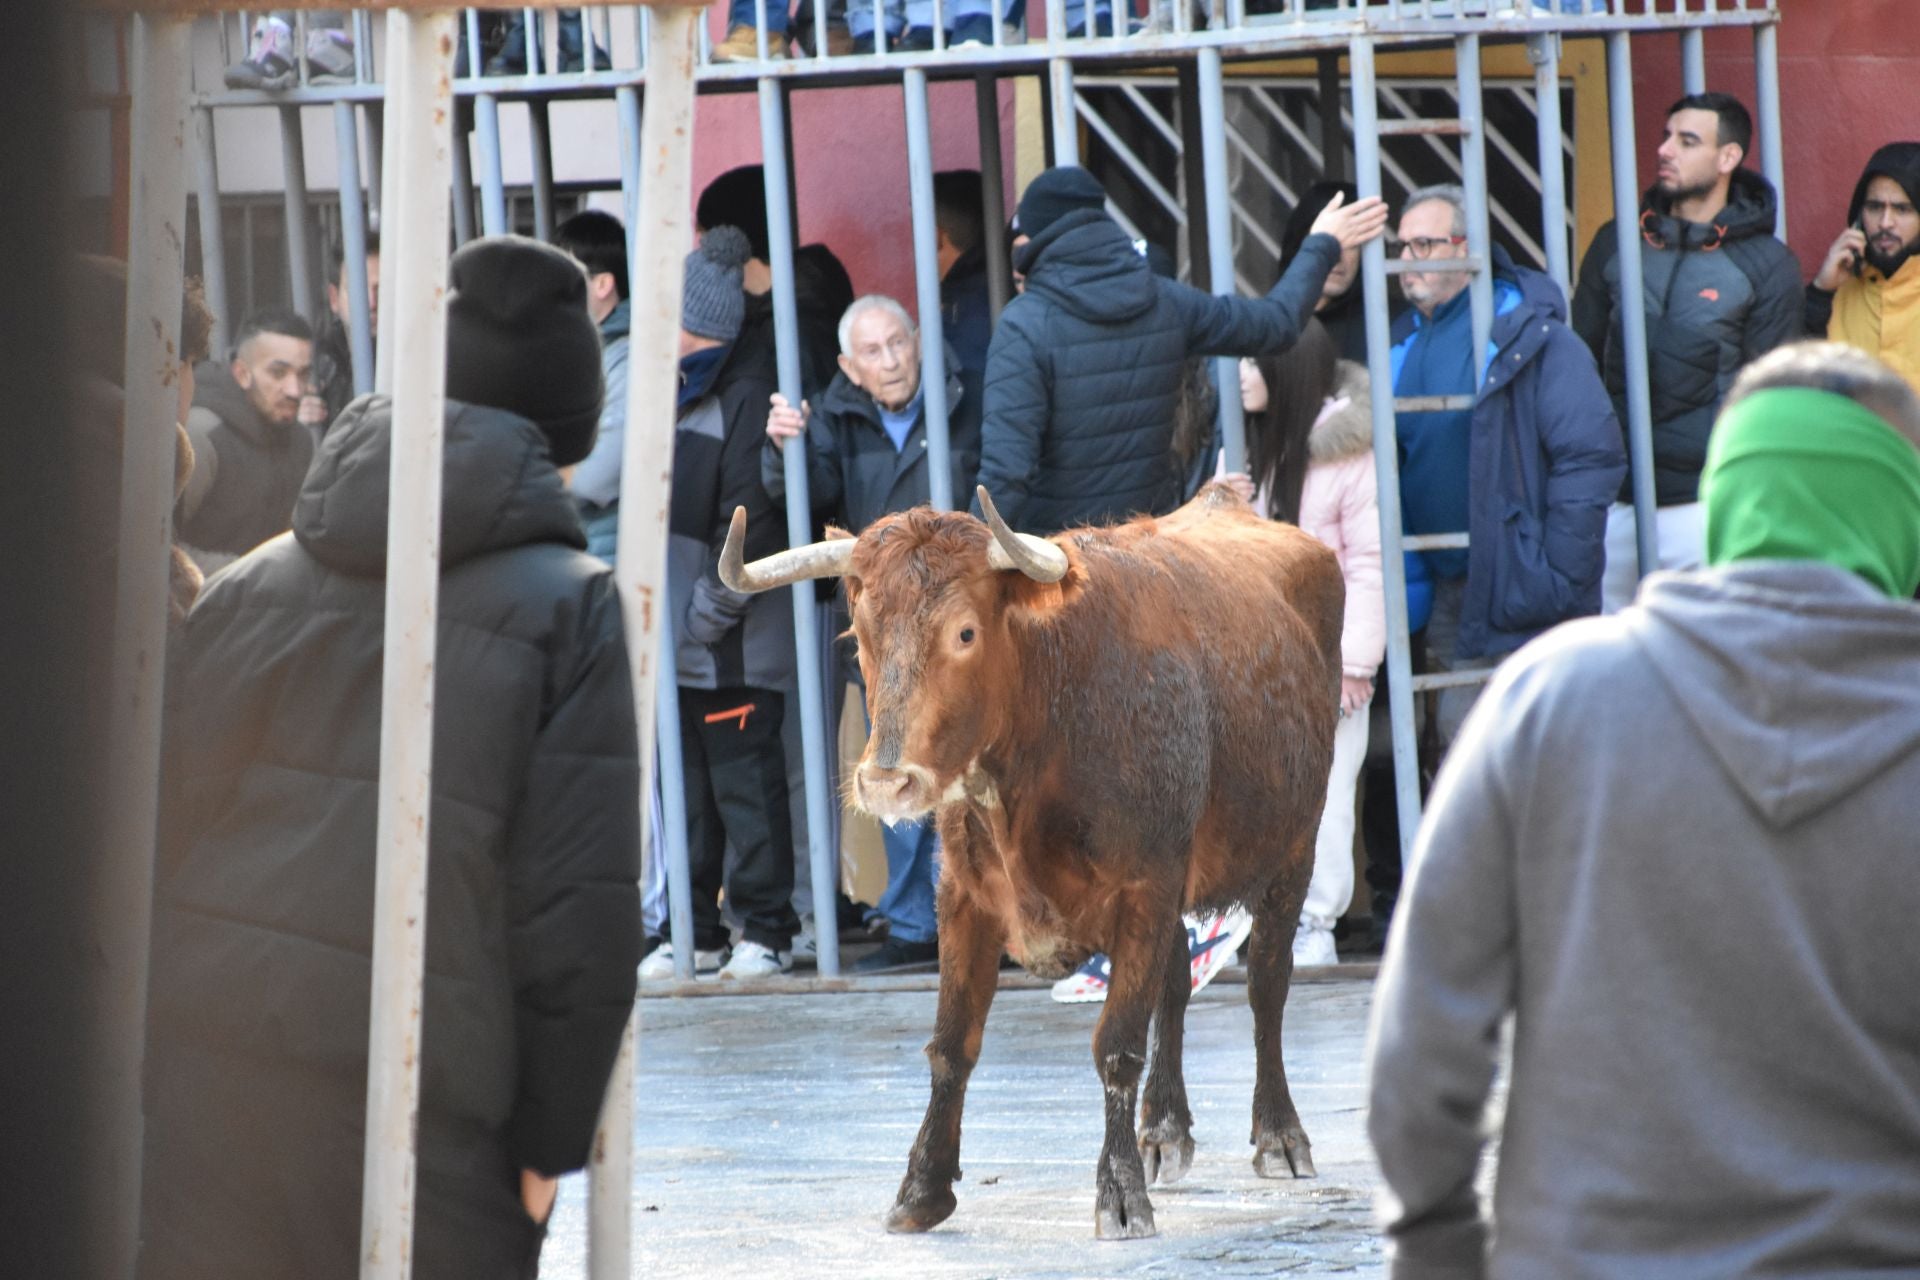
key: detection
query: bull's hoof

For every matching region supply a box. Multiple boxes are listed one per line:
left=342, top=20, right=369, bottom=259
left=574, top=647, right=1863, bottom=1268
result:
left=1252, top=1126, right=1316, bottom=1179
left=1137, top=1122, right=1195, bottom=1186
left=884, top=1188, right=957, bottom=1234
left=1094, top=1195, right=1158, bottom=1240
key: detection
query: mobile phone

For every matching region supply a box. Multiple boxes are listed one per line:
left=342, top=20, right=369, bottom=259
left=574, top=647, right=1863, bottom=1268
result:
left=1850, top=220, right=1866, bottom=277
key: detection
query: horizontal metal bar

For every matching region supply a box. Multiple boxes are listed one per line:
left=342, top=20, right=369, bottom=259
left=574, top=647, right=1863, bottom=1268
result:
left=1393, top=395, right=1475, bottom=412
left=1375, top=117, right=1467, bottom=136
left=1402, top=532, right=1469, bottom=550
left=1382, top=256, right=1485, bottom=275
left=1410, top=667, right=1495, bottom=693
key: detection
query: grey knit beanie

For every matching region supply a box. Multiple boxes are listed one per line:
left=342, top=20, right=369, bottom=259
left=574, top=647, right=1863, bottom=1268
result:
left=682, top=226, right=750, bottom=343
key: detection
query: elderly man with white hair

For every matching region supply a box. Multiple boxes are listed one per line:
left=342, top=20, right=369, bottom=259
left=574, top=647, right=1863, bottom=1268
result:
left=763, top=293, right=980, bottom=972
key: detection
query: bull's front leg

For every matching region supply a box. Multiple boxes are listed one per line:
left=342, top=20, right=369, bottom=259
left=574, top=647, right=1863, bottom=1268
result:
left=885, top=870, right=1005, bottom=1233
left=1092, top=906, right=1180, bottom=1240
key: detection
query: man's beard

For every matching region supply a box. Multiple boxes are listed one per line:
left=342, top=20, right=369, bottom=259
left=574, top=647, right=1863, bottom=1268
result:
left=1864, top=232, right=1920, bottom=278
left=1657, top=173, right=1718, bottom=208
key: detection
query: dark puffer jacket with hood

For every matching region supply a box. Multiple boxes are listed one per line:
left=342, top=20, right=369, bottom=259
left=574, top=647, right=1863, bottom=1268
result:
left=1572, top=168, right=1802, bottom=506
left=972, top=208, right=1338, bottom=533
left=142, top=396, right=641, bottom=1279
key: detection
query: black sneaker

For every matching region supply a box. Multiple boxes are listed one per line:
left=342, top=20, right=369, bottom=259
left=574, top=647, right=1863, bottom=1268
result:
left=851, top=936, right=939, bottom=973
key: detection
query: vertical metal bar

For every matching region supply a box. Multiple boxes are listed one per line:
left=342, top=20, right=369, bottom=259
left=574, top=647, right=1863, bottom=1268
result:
left=528, top=101, right=557, bottom=242
left=365, top=104, right=385, bottom=239
left=1679, top=27, right=1705, bottom=95
left=612, top=83, right=696, bottom=980
left=107, top=20, right=190, bottom=1278
left=904, top=69, right=955, bottom=511
left=375, top=64, right=399, bottom=396
left=976, top=74, right=1012, bottom=323
left=464, top=7, right=482, bottom=77
left=334, top=101, right=376, bottom=398
left=1177, top=64, right=1208, bottom=286
left=475, top=93, right=509, bottom=235
left=279, top=106, right=316, bottom=317
left=1529, top=33, right=1571, bottom=299
left=524, top=6, right=541, bottom=71
left=192, top=106, right=231, bottom=357
left=1351, top=34, right=1423, bottom=862
left=353, top=9, right=374, bottom=82
left=617, top=86, right=644, bottom=231
left=360, top=16, right=456, bottom=1280
left=758, top=76, right=842, bottom=977
left=1196, top=49, right=1246, bottom=472
left=1457, top=35, right=1493, bottom=385
left=1753, top=20, right=1786, bottom=240
left=449, top=108, right=477, bottom=247
left=1046, top=0, right=1066, bottom=42
left=1316, top=52, right=1346, bottom=183
left=1606, top=31, right=1660, bottom=580
left=1048, top=58, right=1078, bottom=166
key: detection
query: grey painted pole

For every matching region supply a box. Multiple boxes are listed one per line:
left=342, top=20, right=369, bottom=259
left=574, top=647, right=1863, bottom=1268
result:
left=528, top=100, right=557, bottom=242
left=192, top=106, right=231, bottom=356
left=904, top=68, right=955, bottom=511
left=333, top=100, right=376, bottom=398
left=278, top=105, right=316, bottom=317
left=475, top=92, right=510, bottom=236
left=1049, top=58, right=1078, bottom=166
left=1607, top=31, right=1660, bottom=580
left=1457, top=35, right=1493, bottom=386
left=758, top=76, right=842, bottom=977
left=1350, top=35, right=1423, bottom=860
left=1680, top=27, right=1706, bottom=96
left=360, top=13, right=456, bottom=1277
left=366, top=103, right=385, bottom=238
left=598, top=8, right=705, bottom=1270
left=1753, top=21, right=1787, bottom=241
left=612, top=100, right=695, bottom=981
left=976, top=75, right=1013, bottom=324
left=1196, top=49, right=1246, bottom=473
left=107, top=20, right=191, bottom=1276
left=1528, top=33, right=1571, bottom=299
left=449, top=110, right=477, bottom=246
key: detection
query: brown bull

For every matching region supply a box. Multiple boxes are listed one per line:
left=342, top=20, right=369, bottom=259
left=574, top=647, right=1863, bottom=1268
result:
left=720, top=483, right=1344, bottom=1240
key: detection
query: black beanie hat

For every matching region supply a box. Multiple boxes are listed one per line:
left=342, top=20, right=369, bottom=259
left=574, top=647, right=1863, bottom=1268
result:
left=1015, top=165, right=1108, bottom=241
left=445, top=235, right=605, bottom=468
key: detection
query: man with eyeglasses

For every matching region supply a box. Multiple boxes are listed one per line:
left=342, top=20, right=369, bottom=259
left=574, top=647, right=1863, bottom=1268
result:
left=1807, top=142, right=1920, bottom=394
left=1572, top=93, right=1802, bottom=614
left=1387, top=184, right=1624, bottom=739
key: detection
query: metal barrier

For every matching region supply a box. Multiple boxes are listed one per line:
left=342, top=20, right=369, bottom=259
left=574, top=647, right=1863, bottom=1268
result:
left=90, top=0, right=1785, bottom=1274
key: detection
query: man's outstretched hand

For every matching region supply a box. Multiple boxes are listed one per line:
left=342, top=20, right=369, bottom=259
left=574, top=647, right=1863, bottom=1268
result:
left=1309, top=192, right=1390, bottom=251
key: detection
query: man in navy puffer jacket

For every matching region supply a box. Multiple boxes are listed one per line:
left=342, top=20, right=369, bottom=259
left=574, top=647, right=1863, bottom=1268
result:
left=972, top=165, right=1387, bottom=534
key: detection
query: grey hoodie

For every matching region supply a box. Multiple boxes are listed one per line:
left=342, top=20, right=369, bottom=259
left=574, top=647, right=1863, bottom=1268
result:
left=1367, top=560, right=1920, bottom=1280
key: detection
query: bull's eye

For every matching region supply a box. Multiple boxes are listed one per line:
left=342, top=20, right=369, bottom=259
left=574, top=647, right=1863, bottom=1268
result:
left=959, top=627, right=975, bottom=645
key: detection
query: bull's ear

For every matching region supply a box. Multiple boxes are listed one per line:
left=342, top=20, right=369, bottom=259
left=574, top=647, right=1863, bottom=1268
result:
left=825, top=525, right=854, bottom=542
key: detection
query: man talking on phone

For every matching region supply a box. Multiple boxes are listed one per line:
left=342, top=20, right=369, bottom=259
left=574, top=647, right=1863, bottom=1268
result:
left=1808, top=142, right=1920, bottom=394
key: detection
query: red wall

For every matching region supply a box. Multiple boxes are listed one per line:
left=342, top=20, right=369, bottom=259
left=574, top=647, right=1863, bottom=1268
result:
left=689, top=79, right=1020, bottom=319
left=1626, top=0, right=1920, bottom=278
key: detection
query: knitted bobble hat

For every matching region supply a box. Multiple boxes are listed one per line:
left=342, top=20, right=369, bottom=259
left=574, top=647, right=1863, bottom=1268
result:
left=682, top=226, right=751, bottom=343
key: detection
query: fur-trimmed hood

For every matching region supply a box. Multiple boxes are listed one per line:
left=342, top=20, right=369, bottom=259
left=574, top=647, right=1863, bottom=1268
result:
left=1307, top=359, right=1374, bottom=466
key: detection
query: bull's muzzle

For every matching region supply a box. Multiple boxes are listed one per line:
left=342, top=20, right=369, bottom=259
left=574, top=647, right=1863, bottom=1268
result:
left=853, top=761, right=937, bottom=823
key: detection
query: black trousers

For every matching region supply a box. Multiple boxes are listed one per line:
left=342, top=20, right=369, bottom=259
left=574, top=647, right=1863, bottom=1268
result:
left=678, top=686, right=800, bottom=953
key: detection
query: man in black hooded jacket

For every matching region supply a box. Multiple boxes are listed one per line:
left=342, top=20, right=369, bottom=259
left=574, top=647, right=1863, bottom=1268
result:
left=1572, top=92, right=1802, bottom=612
left=142, top=236, right=639, bottom=1279
left=971, top=164, right=1387, bottom=534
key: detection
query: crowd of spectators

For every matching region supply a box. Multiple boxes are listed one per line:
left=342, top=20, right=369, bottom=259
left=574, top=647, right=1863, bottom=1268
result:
left=119, top=85, right=1920, bottom=1273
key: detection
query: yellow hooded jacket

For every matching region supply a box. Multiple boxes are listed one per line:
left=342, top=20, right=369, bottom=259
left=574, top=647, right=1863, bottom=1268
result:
left=1829, top=256, right=1920, bottom=392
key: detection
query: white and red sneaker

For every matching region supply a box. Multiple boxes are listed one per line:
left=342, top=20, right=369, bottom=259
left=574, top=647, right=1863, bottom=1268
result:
left=1050, top=953, right=1111, bottom=1004
left=1187, top=907, right=1253, bottom=994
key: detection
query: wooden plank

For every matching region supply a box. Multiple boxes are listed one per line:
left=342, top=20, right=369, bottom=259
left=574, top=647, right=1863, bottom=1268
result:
left=81, top=0, right=705, bottom=16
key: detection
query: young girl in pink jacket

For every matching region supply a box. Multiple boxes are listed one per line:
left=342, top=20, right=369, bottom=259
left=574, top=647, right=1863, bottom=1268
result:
left=1224, top=318, right=1385, bottom=966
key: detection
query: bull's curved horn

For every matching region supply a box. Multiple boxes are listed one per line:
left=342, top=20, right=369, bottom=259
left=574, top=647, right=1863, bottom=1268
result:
left=977, top=486, right=1069, bottom=583
left=719, top=506, right=856, bottom=593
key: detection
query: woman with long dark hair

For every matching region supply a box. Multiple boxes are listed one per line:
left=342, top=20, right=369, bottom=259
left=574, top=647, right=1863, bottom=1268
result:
left=1224, top=317, right=1384, bottom=967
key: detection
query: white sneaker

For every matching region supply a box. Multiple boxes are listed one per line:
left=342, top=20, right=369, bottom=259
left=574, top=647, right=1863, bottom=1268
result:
left=638, top=941, right=729, bottom=980
left=1292, top=923, right=1338, bottom=969
left=718, top=940, right=792, bottom=979
left=1187, top=907, right=1254, bottom=994
left=1050, top=952, right=1111, bottom=1004
left=788, top=926, right=817, bottom=967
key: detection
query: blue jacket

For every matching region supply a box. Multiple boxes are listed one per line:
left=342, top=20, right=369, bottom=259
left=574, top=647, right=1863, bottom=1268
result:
left=1391, top=247, right=1626, bottom=660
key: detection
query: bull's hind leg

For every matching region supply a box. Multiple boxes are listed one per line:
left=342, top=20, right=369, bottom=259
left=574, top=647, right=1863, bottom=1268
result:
left=1248, top=857, right=1316, bottom=1179
left=885, top=873, right=1005, bottom=1233
left=1092, top=905, right=1180, bottom=1240
left=1136, top=926, right=1195, bottom=1186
